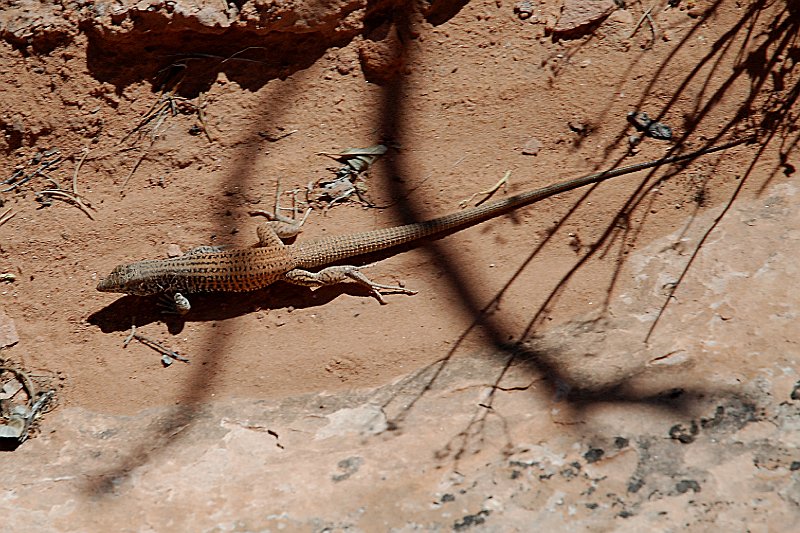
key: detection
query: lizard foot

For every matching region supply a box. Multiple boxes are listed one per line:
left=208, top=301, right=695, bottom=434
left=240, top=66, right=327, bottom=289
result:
left=157, top=293, right=192, bottom=315
left=250, top=180, right=311, bottom=241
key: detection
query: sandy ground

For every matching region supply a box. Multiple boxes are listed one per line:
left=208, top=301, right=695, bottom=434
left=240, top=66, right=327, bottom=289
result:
left=0, top=0, right=799, bottom=529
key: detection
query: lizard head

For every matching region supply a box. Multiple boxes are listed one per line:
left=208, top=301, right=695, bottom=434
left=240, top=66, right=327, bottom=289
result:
left=97, top=263, right=145, bottom=295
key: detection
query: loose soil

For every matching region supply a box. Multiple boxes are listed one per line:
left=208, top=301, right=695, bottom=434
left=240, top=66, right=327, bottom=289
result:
left=0, top=0, right=795, bottom=420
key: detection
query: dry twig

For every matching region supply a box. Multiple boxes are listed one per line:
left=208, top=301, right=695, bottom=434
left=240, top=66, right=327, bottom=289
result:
left=36, top=189, right=95, bottom=220
left=628, top=5, right=657, bottom=42
left=36, top=147, right=97, bottom=220
left=0, top=208, right=15, bottom=227
left=123, top=325, right=190, bottom=365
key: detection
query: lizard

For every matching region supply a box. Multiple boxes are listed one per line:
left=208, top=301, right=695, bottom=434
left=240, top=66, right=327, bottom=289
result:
left=97, top=139, right=748, bottom=314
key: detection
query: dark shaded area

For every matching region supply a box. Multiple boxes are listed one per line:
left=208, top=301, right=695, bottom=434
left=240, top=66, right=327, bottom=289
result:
left=78, top=0, right=461, bottom=97
left=88, top=281, right=390, bottom=333
left=0, top=439, right=22, bottom=452
left=82, top=24, right=350, bottom=97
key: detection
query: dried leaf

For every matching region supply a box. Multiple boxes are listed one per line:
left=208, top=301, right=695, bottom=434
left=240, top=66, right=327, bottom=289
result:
left=0, top=379, right=23, bottom=400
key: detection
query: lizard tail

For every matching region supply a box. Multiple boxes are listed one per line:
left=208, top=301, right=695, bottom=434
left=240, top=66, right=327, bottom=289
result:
left=290, top=137, right=751, bottom=269
left=290, top=188, right=554, bottom=268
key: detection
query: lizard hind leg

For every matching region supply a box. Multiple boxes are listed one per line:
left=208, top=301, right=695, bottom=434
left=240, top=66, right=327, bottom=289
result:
left=255, top=223, right=288, bottom=248
left=250, top=180, right=312, bottom=242
left=282, top=266, right=417, bottom=304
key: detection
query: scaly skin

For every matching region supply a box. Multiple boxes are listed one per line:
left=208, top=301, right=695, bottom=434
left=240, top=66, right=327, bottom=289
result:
left=97, top=139, right=748, bottom=306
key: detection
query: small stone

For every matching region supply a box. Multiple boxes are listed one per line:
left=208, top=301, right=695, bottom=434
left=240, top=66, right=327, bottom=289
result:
left=790, top=381, right=800, bottom=400
left=166, top=244, right=182, bottom=257
left=522, top=137, right=541, bottom=155
left=358, top=23, right=405, bottom=83
left=0, top=310, right=19, bottom=348
left=687, top=5, right=707, bottom=18
left=568, top=120, right=589, bottom=135
left=584, top=447, right=604, bottom=463
left=552, top=0, right=616, bottom=38
left=675, top=479, right=701, bottom=493
left=669, top=421, right=698, bottom=443
left=336, top=60, right=354, bottom=75
left=514, top=0, right=535, bottom=19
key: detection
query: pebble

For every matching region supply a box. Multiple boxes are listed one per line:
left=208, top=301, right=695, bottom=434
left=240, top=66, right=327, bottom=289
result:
left=0, top=310, right=19, bottom=348
left=551, top=0, right=616, bottom=38
left=166, top=244, right=183, bottom=257
left=522, top=137, right=541, bottom=155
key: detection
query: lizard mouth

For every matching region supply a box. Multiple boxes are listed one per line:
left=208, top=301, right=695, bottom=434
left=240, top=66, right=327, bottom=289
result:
left=96, top=274, right=120, bottom=292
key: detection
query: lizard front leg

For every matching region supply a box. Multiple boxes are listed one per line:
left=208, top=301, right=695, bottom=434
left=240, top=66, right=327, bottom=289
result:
left=159, top=247, right=229, bottom=313
left=282, top=266, right=417, bottom=304
left=158, top=293, right=192, bottom=315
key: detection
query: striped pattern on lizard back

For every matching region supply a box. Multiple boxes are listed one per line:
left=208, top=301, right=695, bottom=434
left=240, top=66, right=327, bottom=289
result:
left=98, top=245, right=297, bottom=295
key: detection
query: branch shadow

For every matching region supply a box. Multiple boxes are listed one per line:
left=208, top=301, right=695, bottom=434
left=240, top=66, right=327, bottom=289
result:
left=372, top=0, right=799, bottom=463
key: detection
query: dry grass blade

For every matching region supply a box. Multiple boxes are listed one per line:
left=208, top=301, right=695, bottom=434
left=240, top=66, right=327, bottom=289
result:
left=459, top=171, right=511, bottom=208
left=196, top=93, right=214, bottom=142
left=0, top=208, right=15, bottom=227
left=37, top=189, right=95, bottom=220
left=119, top=81, right=183, bottom=145
left=120, top=142, right=153, bottom=192
left=31, top=148, right=95, bottom=220
left=72, top=148, right=89, bottom=195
